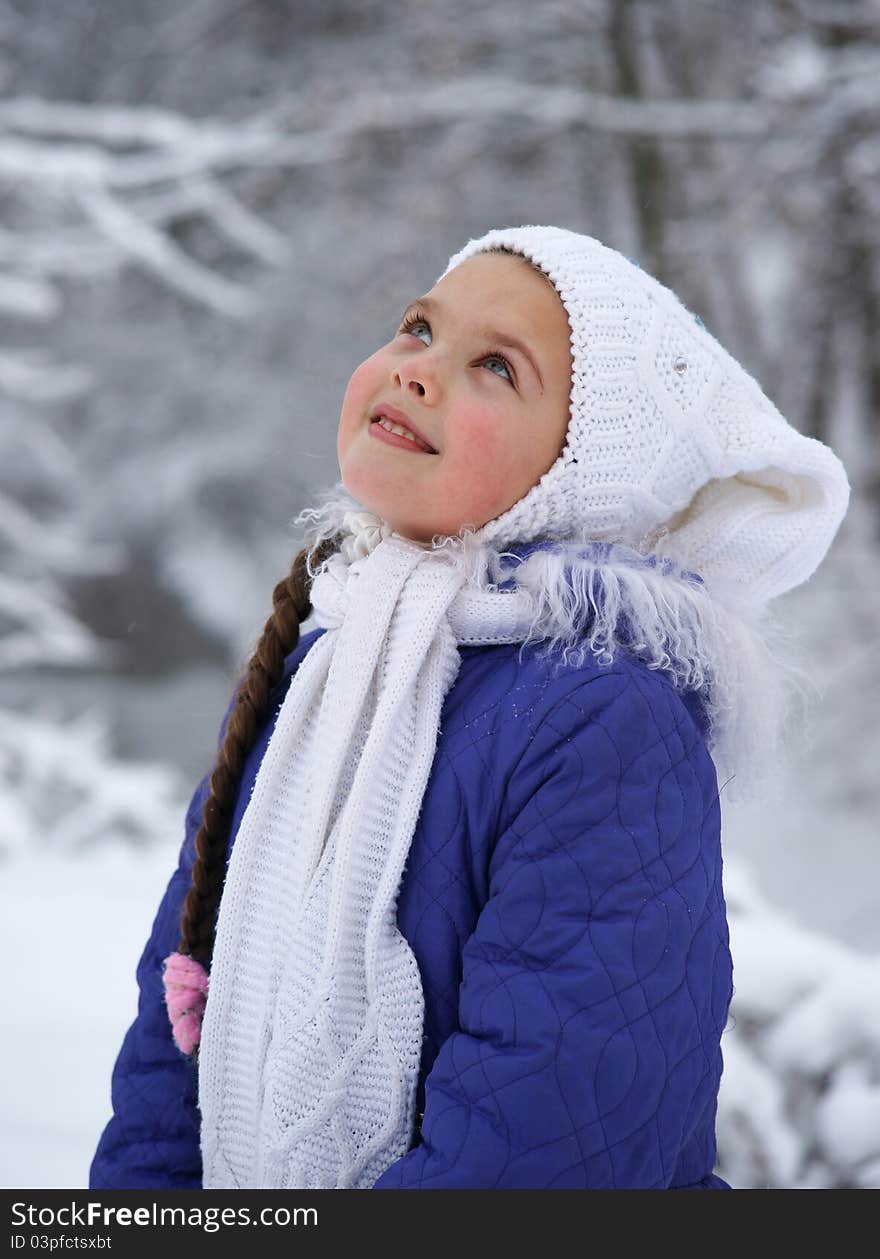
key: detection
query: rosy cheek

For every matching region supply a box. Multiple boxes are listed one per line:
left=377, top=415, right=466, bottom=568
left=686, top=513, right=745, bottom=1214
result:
left=340, top=356, right=382, bottom=425
left=350, top=354, right=382, bottom=386
left=346, top=356, right=380, bottom=399
left=450, top=405, right=510, bottom=464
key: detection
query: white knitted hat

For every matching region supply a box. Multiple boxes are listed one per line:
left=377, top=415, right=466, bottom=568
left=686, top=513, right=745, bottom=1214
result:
left=438, top=225, right=851, bottom=607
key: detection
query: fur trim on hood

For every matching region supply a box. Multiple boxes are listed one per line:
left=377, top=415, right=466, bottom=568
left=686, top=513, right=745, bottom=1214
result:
left=291, top=480, right=818, bottom=808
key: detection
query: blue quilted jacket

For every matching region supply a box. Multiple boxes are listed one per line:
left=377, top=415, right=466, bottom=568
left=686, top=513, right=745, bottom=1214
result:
left=90, top=544, right=734, bottom=1190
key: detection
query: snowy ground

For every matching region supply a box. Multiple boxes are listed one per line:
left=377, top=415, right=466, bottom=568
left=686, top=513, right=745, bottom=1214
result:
left=0, top=844, right=177, bottom=1189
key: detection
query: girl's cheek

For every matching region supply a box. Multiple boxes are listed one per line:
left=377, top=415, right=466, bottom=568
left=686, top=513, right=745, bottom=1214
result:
left=339, top=357, right=382, bottom=436
left=450, top=404, right=512, bottom=466
left=344, top=356, right=381, bottom=405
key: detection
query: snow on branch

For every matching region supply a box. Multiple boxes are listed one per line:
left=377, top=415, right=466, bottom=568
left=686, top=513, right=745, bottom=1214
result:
left=0, top=95, right=235, bottom=147
left=0, top=572, right=113, bottom=672
left=0, top=349, right=93, bottom=403
left=0, top=81, right=773, bottom=150
left=0, top=704, right=188, bottom=856
left=310, top=77, right=772, bottom=139
left=718, top=856, right=880, bottom=1188
left=0, top=76, right=790, bottom=325
left=0, top=272, right=60, bottom=320
left=182, top=173, right=291, bottom=266
left=0, top=81, right=773, bottom=325
left=72, top=183, right=261, bottom=320
left=0, top=493, right=124, bottom=577
left=0, top=98, right=294, bottom=320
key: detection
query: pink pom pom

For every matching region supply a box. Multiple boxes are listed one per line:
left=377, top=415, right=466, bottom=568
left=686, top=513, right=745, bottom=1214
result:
left=162, top=951, right=209, bottom=1055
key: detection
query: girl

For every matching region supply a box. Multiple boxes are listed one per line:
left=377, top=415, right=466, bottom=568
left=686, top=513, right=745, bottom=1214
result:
left=89, top=224, right=850, bottom=1190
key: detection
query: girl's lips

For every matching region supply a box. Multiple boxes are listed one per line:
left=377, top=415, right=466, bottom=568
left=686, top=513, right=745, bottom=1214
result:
left=372, top=403, right=436, bottom=450
left=369, top=421, right=438, bottom=455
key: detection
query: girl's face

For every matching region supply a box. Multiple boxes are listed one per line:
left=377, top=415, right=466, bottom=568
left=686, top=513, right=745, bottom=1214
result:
left=336, top=252, right=573, bottom=543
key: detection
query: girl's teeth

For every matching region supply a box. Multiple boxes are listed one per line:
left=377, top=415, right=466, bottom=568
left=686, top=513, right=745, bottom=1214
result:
left=378, top=417, right=421, bottom=444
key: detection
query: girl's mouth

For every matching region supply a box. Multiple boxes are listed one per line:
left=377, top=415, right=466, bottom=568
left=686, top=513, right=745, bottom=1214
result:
left=370, top=417, right=438, bottom=454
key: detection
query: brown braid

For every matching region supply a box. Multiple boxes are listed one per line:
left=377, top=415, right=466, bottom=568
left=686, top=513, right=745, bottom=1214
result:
left=176, top=533, right=341, bottom=988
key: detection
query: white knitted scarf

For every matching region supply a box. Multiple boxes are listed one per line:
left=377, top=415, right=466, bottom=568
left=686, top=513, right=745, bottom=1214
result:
left=197, top=514, right=813, bottom=1189
left=197, top=527, right=537, bottom=1189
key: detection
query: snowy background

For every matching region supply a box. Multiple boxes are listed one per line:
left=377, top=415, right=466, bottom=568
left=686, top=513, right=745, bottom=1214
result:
left=1, top=0, right=878, bottom=1190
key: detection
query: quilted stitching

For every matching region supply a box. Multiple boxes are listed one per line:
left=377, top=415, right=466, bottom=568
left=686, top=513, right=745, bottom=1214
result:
left=90, top=621, right=733, bottom=1190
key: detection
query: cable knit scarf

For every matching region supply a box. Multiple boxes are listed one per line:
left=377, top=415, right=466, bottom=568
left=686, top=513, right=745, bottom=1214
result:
left=196, top=510, right=811, bottom=1189
left=197, top=525, right=537, bottom=1189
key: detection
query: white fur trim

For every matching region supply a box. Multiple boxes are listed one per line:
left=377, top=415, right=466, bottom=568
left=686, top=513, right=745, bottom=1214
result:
left=291, top=480, right=819, bottom=807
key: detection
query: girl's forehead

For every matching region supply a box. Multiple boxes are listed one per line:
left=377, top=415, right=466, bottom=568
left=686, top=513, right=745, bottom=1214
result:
left=427, top=252, right=571, bottom=356
left=436, top=249, right=545, bottom=293
left=429, top=253, right=565, bottom=325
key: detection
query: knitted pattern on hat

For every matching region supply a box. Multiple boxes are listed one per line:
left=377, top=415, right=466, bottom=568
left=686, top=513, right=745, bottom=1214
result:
left=440, top=225, right=850, bottom=610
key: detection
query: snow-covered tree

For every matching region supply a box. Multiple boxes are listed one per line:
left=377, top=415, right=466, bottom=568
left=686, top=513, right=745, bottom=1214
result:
left=0, top=89, right=298, bottom=848
left=718, top=855, right=880, bottom=1189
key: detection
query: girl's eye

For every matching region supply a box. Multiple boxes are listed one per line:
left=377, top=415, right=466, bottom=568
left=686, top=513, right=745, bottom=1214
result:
left=398, top=312, right=432, bottom=345
left=482, top=353, right=514, bottom=384
left=397, top=310, right=516, bottom=386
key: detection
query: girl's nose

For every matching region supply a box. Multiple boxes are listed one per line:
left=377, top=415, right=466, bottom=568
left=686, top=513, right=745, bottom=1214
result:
left=393, top=354, right=440, bottom=402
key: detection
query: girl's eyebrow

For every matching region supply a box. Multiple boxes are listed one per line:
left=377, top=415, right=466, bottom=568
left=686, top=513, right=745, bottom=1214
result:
left=402, top=294, right=544, bottom=391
